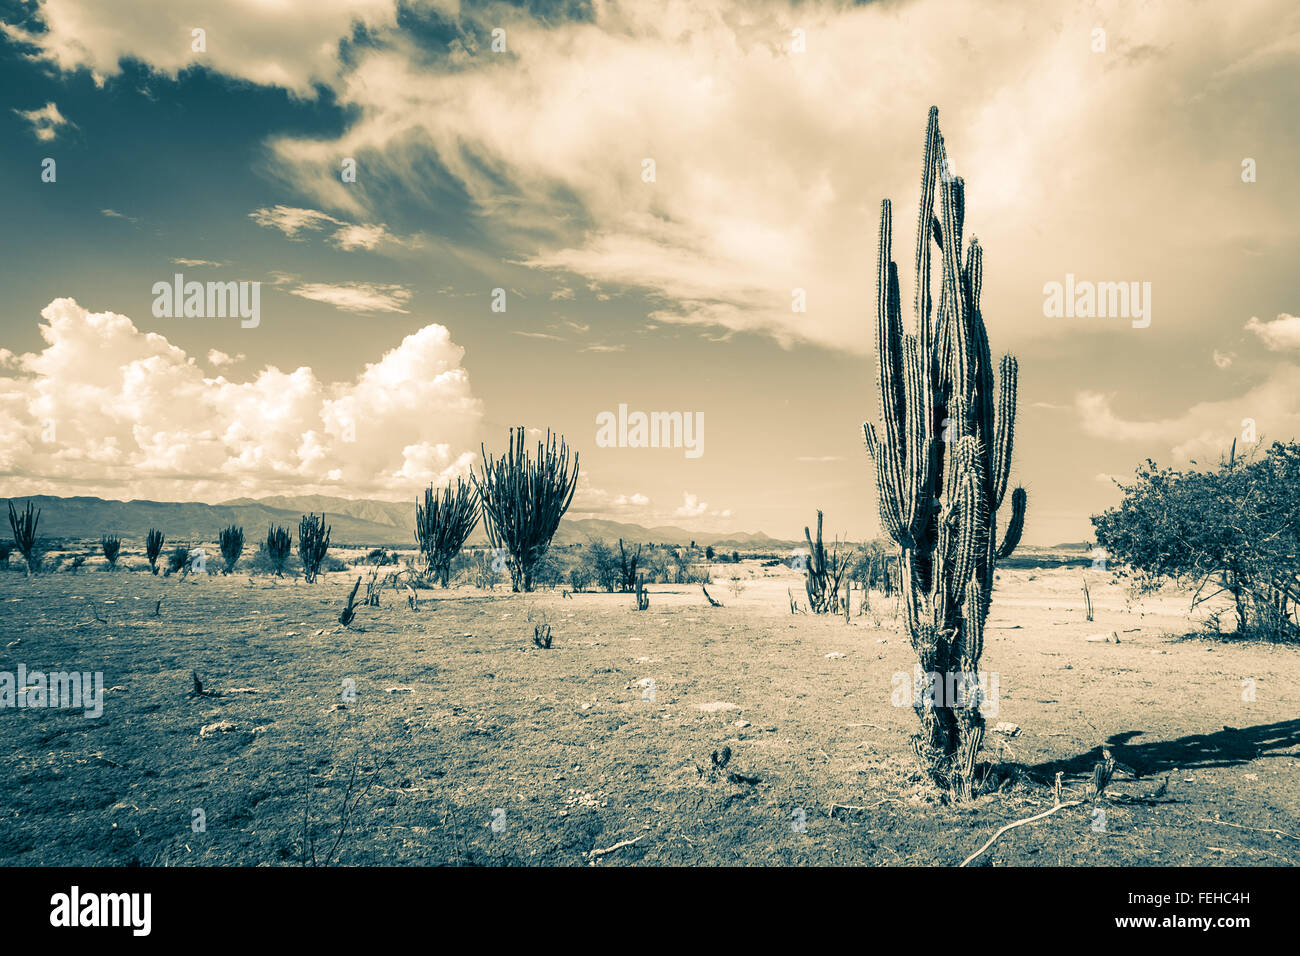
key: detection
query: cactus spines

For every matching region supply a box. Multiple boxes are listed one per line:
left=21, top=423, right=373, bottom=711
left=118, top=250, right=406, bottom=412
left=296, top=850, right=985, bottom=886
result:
left=863, top=107, right=1028, bottom=799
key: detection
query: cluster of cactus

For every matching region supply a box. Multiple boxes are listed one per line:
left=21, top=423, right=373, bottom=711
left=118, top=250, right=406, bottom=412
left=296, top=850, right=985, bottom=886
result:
left=298, top=513, right=331, bottom=583
left=7, top=500, right=41, bottom=575
left=415, top=477, right=480, bottom=587
left=100, top=534, right=122, bottom=568
left=863, top=107, right=1027, bottom=800
left=617, top=538, right=641, bottom=592
left=218, top=525, right=244, bottom=574
left=803, top=511, right=850, bottom=614
left=264, top=524, right=292, bottom=576
left=145, top=529, right=165, bottom=574
left=473, top=428, right=579, bottom=592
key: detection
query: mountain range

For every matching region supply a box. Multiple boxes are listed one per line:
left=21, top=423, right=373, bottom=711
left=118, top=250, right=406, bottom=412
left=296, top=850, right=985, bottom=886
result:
left=0, top=494, right=795, bottom=551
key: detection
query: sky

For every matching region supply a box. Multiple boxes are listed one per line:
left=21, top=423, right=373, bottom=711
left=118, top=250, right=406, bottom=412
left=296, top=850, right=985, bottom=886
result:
left=0, top=0, right=1297, bottom=544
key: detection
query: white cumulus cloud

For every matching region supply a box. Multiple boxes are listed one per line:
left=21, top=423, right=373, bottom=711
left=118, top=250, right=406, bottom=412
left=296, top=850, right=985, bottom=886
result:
left=0, top=298, right=483, bottom=501
left=1245, top=313, right=1300, bottom=351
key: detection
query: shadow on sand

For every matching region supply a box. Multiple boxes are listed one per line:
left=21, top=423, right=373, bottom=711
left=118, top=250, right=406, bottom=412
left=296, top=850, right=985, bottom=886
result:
left=1027, top=719, right=1300, bottom=779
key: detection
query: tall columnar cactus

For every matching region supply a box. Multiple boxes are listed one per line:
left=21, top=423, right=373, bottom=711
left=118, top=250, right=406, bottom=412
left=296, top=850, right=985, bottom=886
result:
left=473, top=427, right=579, bottom=593
left=863, top=107, right=1027, bottom=800
left=415, top=477, right=480, bottom=587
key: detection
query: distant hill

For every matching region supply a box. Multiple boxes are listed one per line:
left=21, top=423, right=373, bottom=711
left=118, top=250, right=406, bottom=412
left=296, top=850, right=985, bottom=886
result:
left=1, top=494, right=799, bottom=550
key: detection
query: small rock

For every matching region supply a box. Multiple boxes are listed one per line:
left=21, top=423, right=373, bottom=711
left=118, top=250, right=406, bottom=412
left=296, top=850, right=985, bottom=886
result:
left=992, top=722, right=1021, bottom=737
left=732, top=720, right=751, bottom=729
left=199, top=720, right=239, bottom=737
left=384, top=686, right=413, bottom=694
left=826, top=652, right=846, bottom=659
left=696, top=701, right=738, bottom=713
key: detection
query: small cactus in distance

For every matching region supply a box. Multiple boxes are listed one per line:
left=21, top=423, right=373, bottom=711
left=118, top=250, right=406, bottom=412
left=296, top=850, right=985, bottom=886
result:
left=7, top=499, right=41, bottom=575
left=218, top=525, right=244, bottom=575
left=145, top=529, right=165, bottom=575
left=100, top=534, right=122, bottom=568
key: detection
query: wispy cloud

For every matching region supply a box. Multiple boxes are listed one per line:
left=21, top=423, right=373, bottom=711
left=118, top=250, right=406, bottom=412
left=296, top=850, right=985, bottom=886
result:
left=512, top=330, right=564, bottom=341
left=249, top=205, right=410, bottom=252
left=284, top=280, right=412, bottom=314
left=171, top=257, right=224, bottom=268
left=13, top=101, right=71, bottom=141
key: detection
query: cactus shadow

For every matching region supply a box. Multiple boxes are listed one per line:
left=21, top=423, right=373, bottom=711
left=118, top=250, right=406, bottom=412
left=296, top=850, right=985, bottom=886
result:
left=1026, top=719, right=1300, bottom=779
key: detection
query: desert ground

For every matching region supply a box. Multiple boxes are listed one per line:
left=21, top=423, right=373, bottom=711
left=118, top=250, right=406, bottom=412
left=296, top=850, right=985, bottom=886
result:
left=1, top=557, right=1297, bottom=867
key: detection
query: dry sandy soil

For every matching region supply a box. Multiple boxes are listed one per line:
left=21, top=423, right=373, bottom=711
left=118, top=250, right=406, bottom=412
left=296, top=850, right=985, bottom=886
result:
left=1, top=559, right=1297, bottom=866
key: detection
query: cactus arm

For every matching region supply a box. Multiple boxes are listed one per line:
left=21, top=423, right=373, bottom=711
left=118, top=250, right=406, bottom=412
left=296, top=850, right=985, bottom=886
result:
left=996, top=487, right=1027, bottom=558
left=914, top=106, right=941, bottom=356
left=992, top=354, right=1018, bottom=509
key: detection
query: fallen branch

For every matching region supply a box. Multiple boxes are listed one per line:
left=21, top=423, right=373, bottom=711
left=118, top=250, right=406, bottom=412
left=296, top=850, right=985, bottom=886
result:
left=585, top=835, right=645, bottom=860
left=1199, top=818, right=1300, bottom=841
left=959, top=800, right=1083, bottom=867
left=829, top=797, right=901, bottom=817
